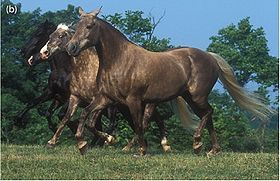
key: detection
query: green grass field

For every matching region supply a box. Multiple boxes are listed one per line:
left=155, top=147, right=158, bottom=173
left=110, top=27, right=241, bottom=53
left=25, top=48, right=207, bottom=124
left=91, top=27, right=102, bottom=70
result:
left=1, top=144, right=278, bottom=180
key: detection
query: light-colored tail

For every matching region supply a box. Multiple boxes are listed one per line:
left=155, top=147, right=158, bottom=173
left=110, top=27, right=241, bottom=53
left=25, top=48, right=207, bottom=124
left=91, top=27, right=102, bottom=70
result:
left=208, top=52, right=276, bottom=121
left=170, top=96, right=199, bottom=130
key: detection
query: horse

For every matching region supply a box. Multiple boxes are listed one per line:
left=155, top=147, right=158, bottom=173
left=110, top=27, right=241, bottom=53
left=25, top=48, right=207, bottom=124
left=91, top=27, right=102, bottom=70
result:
left=16, top=20, right=111, bottom=147
left=39, top=24, right=189, bottom=153
left=15, top=20, right=69, bottom=132
left=65, top=7, right=275, bottom=156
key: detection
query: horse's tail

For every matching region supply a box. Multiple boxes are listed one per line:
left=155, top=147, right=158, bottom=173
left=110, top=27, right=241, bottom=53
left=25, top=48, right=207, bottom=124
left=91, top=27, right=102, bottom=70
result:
left=170, top=96, right=199, bottom=130
left=208, top=52, right=276, bottom=121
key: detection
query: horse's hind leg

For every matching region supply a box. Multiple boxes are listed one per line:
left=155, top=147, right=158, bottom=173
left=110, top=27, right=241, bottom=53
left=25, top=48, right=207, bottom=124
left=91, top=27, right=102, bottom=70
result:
left=182, top=93, right=220, bottom=155
left=152, top=110, right=171, bottom=152
left=205, top=115, right=220, bottom=156
left=120, top=103, right=153, bottom=153
left=106, top=106, right=118, bottom=136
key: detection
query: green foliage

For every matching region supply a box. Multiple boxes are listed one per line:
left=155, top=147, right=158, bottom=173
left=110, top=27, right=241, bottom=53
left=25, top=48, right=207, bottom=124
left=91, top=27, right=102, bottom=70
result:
left=1, top=93, right=24, bottom=143
left=207, top=17, right=278, bottom=90
left=41, top=4, right=79, bottom=25
left=1, top=93, right=52, bottom=144
left=1, top=145, right=279, bottom=180
left=207, top=18, right=278, bottom=152
left=104, top=11, right=173, bottom=51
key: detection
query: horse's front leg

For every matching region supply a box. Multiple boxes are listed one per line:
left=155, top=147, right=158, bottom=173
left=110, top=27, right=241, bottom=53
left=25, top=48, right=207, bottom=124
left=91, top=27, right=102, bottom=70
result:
left=46, top=100, right=63, bottom=133
left=47, top=95, right=80, bottom=147
left=14, top=89, right=53, bottom=128
left=75, top=95, right=112, bottom=154
left=126, top=97, right=146, bottom=156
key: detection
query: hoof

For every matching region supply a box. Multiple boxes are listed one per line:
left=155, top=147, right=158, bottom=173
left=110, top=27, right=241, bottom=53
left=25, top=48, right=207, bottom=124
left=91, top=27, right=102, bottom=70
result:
left=78, top=141, right=88, bottom=155
left=133, top=154, right=141, bottom=158
left=162, top=145, right=171, bottom=152
left=133, top=153, right=150, bottom=158
left=105, top=135, right=116, bottom=145
left=207, top=148, right=221, bottom=158
left=193, top=142, right=203, bottom=154
left=45, top=143, right=55, bottom=149
left=138, top=147, right=146, bottom=156
left=122, top=145, right=132, bottom=152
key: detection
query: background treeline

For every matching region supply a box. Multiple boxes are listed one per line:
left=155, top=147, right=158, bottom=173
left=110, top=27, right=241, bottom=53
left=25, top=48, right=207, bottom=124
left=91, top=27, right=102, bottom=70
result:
left=1, top=0, right=278, bottom=152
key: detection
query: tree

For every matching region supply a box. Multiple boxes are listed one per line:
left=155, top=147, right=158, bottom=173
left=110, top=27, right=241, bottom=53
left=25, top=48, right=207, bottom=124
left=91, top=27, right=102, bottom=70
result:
left=103, top=10, right=173, bottom=52
left=207, top=17, right=278, bottom=93
left=207, top=17, right=278, bottom=151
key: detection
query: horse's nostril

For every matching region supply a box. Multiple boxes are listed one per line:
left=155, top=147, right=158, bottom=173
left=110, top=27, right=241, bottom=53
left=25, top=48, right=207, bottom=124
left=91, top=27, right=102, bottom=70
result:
left=71, top=44, right=77, bottom=52
left=67, top=43, right=77, bottom=54
left=44, top=50, right=49, bottom=56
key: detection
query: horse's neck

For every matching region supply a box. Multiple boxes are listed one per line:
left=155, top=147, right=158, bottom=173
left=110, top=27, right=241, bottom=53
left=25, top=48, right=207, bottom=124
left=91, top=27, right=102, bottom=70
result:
left=95, top=21, right=131, bottom=69
left=48, top=57, right=58, bottom=71
left=51, top=53, right=72, bottom=73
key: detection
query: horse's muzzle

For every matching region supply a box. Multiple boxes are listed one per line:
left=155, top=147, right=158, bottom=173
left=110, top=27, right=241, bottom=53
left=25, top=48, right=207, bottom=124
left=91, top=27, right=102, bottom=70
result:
left=66, top=42, right=79, bottom=57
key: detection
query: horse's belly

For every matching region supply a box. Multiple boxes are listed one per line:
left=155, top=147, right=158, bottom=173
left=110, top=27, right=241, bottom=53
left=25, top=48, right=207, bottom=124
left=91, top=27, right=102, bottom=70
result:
left=143, top=79, right=186, bottom=102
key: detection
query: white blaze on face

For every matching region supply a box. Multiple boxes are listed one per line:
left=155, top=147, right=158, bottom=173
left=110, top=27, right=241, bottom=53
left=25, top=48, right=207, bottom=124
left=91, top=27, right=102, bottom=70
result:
left=40, top=41, right=49, bottom=59
left=40, top=41, right=49, bottom=54
left=27, top=56, right=33, bottom=65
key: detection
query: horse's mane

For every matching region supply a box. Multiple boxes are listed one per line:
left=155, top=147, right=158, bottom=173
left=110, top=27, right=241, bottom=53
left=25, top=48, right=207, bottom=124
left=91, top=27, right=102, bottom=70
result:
left=97, top=17, right=129, bottom=41
left=28, top=21, right=56, bottom=41
left=97, top=17, right=190, bottom=53
left=98, top=17, right=162, bottom=50
left=21, top=20, right=56, bottom=58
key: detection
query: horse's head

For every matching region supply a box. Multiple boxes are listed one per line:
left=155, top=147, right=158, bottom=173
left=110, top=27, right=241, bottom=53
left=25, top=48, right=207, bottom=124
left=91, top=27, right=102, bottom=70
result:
left=40, top=24, right=75, bottom=59
left=21, top=20, right=56, bottom=66
left=66, top=7, right=101, bottom=57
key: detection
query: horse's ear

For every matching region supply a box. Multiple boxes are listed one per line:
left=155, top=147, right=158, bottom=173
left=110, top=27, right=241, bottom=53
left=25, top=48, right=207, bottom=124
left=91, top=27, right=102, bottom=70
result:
left=78, top=7, right=85, bottom=16
left=90, top=6, right=102, bottom=17
left=67, top=21, right=75, bottom=28
left=67, top=22, right=76, bottom=32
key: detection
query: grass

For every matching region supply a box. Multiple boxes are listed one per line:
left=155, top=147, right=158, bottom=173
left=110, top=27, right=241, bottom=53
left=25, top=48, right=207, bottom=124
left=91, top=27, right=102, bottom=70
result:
left=1, top=144, right=279, bottom=180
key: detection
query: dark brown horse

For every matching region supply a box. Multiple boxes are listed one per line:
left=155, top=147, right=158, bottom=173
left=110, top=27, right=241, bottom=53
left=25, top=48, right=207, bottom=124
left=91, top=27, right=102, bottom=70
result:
left=15, top=20, right=70, bottom=132
left=40, top=24, right=181, bottom=153
left=65, top=7, right=275, bottom=156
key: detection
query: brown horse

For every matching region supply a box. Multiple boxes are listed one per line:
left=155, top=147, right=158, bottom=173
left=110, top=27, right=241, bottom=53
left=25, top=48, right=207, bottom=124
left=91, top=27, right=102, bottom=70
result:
left=66, top=7, right=275, bottom=156
left=40, top=24, right=192, bottom=153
